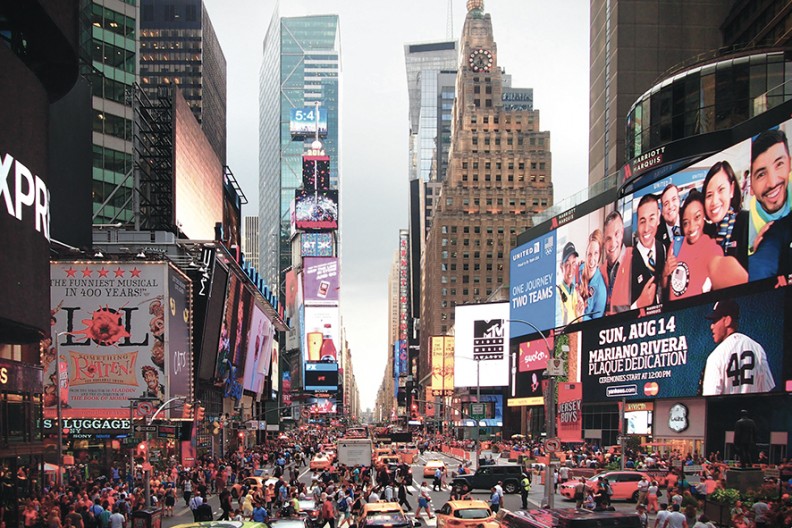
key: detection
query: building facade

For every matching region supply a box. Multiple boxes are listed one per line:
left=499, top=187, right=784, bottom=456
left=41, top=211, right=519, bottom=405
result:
left=139, top=0, right=227, bottom=166
left=243, top=215, right=260, bottom=270
left=420, top=0, right=553, bottom=385
left=259, top=12, right=341, bottom=291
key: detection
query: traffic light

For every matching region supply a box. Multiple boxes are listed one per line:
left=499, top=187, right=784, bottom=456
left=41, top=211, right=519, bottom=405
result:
left=212, top=420, right=222, bottom=435
left=238, top=431, right=244, bottom=440
left=195, top=405, right=205, bottom=422
left=136, top=441, right=147, bottom=457
left=182, top=403, right=193, bottom=420
left=410, top=403, right=418, bottom=420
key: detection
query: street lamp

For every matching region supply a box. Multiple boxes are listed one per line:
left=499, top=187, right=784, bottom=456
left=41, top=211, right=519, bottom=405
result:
left=509, top=313, right=594, bottom=509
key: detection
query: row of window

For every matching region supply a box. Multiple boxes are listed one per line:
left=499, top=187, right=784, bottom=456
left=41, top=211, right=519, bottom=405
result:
left=441, top=226, right=520, bottom=235
left=439, top=287, right=496, bottom=299
left=91, top=75, right=131, bottom=105
left=460, top=173, right=547, bottom=184
left=92, top=40, right=135, bottom=73
left=441, top=262, right=505, bottom=271
left=441, top=237, right=509, bottom=247
left=93, top=110, right=132, bottom=140
left=444, top=196, right=548, bottom=207
left=440, top=251, right=505, bottom=260
left=461, top=160, right=543, bottom=169
left=91, top=4, right=135, bottom=39
left=93, top=145, right=132, bottom=175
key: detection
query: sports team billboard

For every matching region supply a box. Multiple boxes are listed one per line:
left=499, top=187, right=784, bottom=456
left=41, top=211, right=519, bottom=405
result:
left=47, top=262, right=192, bottom=419
left=294, top=189, right=338, bottom=231
left=510, top=109, right=792, bottom=339
left=455, top=302, right=510, bottom=387
left=579, top=284, right=788, bottom=401
left=289, top=107, right=328, bottom=138
left=303, top=257, right=339, bottom=303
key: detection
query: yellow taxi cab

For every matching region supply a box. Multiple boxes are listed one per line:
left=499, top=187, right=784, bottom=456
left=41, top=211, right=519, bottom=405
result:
left=435, top=500, right=497, bottom=528
left=424, top=459, right=446, bottom=478
left=310, top=453, right=332, bottom=470
left=373, top=447, right=394, bottom=461
left=358, top=502, right=415, bottom=528
left=375, top=455, right=401, bottom=470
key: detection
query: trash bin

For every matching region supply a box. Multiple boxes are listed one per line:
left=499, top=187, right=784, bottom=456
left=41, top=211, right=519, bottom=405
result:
left=132, top=508, right=163, bottom=528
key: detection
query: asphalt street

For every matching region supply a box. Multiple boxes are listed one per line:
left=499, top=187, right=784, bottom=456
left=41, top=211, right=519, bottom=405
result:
left=161, top=451, right=643, bottom=528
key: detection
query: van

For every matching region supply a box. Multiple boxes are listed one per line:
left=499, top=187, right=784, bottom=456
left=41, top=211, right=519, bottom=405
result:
left=495, top=508, right=641, bottom=528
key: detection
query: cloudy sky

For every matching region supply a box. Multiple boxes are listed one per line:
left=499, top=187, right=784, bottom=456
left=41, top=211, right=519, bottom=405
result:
left=203, top=0, right=590, bottom=411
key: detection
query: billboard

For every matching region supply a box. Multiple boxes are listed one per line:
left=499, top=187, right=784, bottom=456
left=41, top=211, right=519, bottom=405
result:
left=173, top=88, right=223, bottom=240
left=47, top=262, right=192, bottom=419
left=455, top=302, right=510, bottom=387
left=294, top=189, right=338, bottom=231
left=474, top=394, right=504, bottom=427
left=510, top=110, right=792, bottom=339
left=430, top=336, right=454, bottom=396
left=306, top=397, right=336, bottom=414
left=303, top=306, right=340, bottom=362
left=302, top=156, right=330, bottom=192
left=215, top=274, right=253, bottom=401
left=301, top=233, right=334, bottom=257
left=557, top=382, right=583, bottom=442
left=303, top=257, right=339, bottom=303
left=304, top=361, right=339, bottom=393
left=194, top=256, right=228, bottom=381
left=243, top=304, right=273, bottom=393
left=167, top=267, right=193, bottom=418
left=580, top=284, right=787, bottom=401
left=398, top=231, right=409, bottom=375
left=289, top=107, right=328, bottom=138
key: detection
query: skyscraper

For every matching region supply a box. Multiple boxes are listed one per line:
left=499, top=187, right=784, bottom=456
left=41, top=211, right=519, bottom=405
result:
left=420, top=0, right=553, bottom=381
left=259, top=10, right=341, bottom=291
left=588, top=0, right=731, bottom=186
left=243, top=216, right=260, bottom=270
left=139, top=0, right=227, bottom=166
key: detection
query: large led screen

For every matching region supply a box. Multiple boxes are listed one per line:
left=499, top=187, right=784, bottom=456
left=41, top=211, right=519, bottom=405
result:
left=580, top=284, right=788, bottom=401
left=242, top=304, right=273, bottom=393
left=455, top=302, right=510, bottom=388
left=289, top=107, right=328, bottom=138
left=303, top=306, right=340, bottom=362
left=510, top=111, right=792, bottom=339
left=302, top=156, right=330, bottom=192
left=304, top=361, right=339, bottom=393
left=301, top=233, right=334, bottom=257
left=215, top=274, right=253, bottom=400
left=303, top=257, right=339, bottom=303
left=294, top=189, right=338, bottom=231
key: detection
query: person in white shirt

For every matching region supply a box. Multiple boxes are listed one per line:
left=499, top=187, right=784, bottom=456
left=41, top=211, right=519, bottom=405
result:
left=662, top=504, right=688, bottom=528
left=108, top=507, right=125, bottom=528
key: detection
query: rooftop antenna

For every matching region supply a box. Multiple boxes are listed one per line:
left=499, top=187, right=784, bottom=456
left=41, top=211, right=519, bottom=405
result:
left=447, top=0, right=453, bottom=39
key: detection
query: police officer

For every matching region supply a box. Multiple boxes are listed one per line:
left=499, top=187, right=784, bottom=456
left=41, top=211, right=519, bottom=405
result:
left=520, top=473, right=532, bottom=509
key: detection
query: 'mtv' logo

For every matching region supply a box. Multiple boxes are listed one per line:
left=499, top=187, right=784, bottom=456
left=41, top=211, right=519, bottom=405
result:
left=473, top=319, right=504, bottom=361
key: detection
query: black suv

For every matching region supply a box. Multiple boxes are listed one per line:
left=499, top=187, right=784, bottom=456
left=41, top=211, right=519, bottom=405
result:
left=451, top=464, right=528, bottom=494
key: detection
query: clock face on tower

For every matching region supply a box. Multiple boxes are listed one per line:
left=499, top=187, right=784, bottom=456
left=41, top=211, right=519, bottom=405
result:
left=468, top=48, right=493, bottom=73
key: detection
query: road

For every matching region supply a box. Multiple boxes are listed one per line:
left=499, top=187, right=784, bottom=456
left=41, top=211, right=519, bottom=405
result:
left=161, top=450, right=644, bottom=528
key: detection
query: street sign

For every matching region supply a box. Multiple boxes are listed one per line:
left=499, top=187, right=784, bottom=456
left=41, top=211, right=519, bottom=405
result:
left=544, top=438, right=561, bottom=453
left=157, top=424, right=178, bottom=439
left=470, top=403, right=485, bottom=419
left=134, top=425, right=157, bottom=433
left=547, top=358, right=564, bottom=377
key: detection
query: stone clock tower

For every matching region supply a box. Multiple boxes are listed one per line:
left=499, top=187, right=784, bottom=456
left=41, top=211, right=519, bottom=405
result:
left=420, top=0, right=554, bottom=387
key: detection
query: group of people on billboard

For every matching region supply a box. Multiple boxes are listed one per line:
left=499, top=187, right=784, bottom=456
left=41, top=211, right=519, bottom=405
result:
left=557, top=121, right=792, bottom=325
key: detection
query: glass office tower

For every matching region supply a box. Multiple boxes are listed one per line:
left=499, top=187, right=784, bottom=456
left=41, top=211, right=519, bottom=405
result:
left=259, top=11, right=341, bottom=290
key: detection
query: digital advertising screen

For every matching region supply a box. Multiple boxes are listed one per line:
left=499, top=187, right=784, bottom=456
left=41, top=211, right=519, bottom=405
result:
left=476, top=394, right=504, bottom=427
left=289, top=107, right=328, bottom=138
left=166, top=266, right=193, bottom=419
left=510, top=107, right=792, bottom=342
left=303, top=306, right=340, bottom=362
left=294, top=189, right=338, bottom=231
left=215, top=274, right=253, bottom=400
left=306, top=397, right=337, bottom=414
left=243, top=304, right=272, bottom=393
left=580, top=284, right=788, bottom=401
left=192, top=251, right=230, bottom=381
left=302, top=156, right=330, bottom=192
left=303, top=257, right=339, bottom=303
left=625, top=410, right=653, bottom=435
left=430, top=336, right=455, bottom=396
left=455, top=302, right=510, bottom=388
left=557, top=382, right=583, bottom=442
left=301, top=233, right=334, bottom=257
left=304, top=361, right=339, bottom=393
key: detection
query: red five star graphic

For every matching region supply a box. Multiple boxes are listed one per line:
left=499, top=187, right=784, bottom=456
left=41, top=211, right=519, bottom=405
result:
left=82, top=267, right=92, bottom=277
left=65, top=268, right=77, bottom=278
left=98, top=268, right=109, bottom=278
left=114, top=267, right=125, bottom=278
left=130, top=267, right=141, bottom=278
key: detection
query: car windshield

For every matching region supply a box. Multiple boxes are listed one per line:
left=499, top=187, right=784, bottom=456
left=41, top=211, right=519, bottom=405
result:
left=269, top=520, right=306, bottom=528
left=298, top=500, right=316, bottom=510
left=454, top=509, right=490, bottom=519
left=364, top=513, right=408, bottom=525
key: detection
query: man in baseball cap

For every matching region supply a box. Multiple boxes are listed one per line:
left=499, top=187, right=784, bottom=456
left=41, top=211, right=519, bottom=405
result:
left=701, top=298, right=775, bottom=395
left=558, top=242, right=579, bottom=324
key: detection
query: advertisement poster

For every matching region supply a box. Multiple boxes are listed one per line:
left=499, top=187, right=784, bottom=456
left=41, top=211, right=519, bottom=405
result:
left=306, top=397, right=336, bottom=414
left=581, top=286, right=786, bottom=401
left=289, top=107, right=328, bottom=138
left=282, top=371, right=291, bottom=406
left=243, top=304, right=269, bottom=392
left=303, top=306, right=340, bottom=362
left=304, top=361, right=339, bottom=393
left=398, top=232, right=409, bottom=374
left=303, top=257, right=339, bottom=303
left=302, top=156, right=330, bottom=192
left=455, top=302, right=510, bottom=388
left=557, top=382, right=583, bottom=442
left=477, top=394, right=504, bottom=427
left=215, top=275, right=252, bottom=401
left=166, top=267, right=193, bottom=418
left=430, top=336, right=455, bottom=396
left=509, top=232, right=556, bottom=337
left=47, top=262, right=185, bottom=419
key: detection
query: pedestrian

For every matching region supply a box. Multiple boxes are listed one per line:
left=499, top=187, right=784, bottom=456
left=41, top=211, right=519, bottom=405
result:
left=252, top=502, right=269, bottom=523
left=219, top=489, right=233, bottom=520
left=320, top=493, right=335, bottom=528
left=415, top=482, right=434, bottom=519
left=188, top=491, right=203, bottom=522
left=574, top=477, right=587, bottom=509
left=183, top=479, right=193, bottom=507
left=433, top=467, right=442, bottom=492
left=637, top=475, right=649, bottom=506
left=489, top=486, right=501, bottom=513
left=397, top=480, right=413, bottom=510
left=647, top=480, right=660, bottom=514
left=636, top=505, right=649, bottom=528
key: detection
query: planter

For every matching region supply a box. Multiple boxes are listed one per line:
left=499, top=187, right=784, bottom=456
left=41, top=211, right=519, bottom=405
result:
left=703, top=499, right=731, bottom=527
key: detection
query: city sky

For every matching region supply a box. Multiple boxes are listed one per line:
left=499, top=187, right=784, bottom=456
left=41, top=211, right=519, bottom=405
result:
left=203, top=0, right=590, bottom=411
